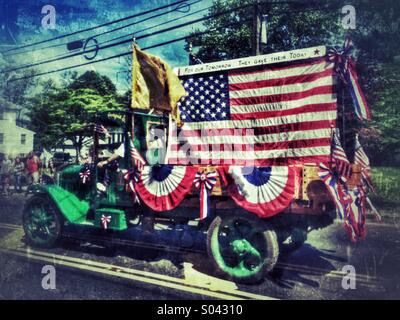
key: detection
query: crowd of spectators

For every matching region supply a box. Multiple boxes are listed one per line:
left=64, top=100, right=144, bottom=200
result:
left=0, top=151, right=42, bottom=196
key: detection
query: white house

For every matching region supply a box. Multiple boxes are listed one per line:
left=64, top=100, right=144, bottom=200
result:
left=0, top=98, right=35, bottom=158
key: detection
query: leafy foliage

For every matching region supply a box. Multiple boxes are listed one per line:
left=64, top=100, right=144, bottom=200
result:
left=189, top=0, right=344, bottom=62
left=68, top=70, right=117, bottom=96
left=28, top=72, right=124, bottom=156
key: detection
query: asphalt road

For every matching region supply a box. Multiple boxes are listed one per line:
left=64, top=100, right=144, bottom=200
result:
left=0, top=193, right=399, bottom=300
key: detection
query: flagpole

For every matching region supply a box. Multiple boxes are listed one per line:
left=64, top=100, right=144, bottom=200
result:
left=329, top=124, right=335, bottom=167
left=341, top=86, right=346, bottom=149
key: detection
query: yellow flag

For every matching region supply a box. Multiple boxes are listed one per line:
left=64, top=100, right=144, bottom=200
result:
left=131, top=44, right=186, bottom=122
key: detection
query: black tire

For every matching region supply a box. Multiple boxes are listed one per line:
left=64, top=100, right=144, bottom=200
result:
left=280, top=227, right=307, bottom=254
left=207, top=212, right=279, bottom=284
left=23, top=195, right=63, bottom=248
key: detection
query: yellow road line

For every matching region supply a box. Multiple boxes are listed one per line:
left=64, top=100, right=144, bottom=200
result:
left=0, top=246, right=278, bottom=300
left=0, top=223, right=20, bottom=230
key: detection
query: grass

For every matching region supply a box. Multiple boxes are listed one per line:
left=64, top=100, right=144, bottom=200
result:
left=370, top=167, right=400, bottom=209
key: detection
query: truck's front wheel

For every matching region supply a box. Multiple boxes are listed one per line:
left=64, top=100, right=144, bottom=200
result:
left=207, top=212, right=279, bottom=283
left=23, top=196, right=63, bottom=248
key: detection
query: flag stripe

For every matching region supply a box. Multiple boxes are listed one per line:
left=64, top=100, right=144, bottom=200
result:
left=172, top=120, right=334, bottom=137
left=229, top=68, right=334, bottom=91
left=231, top=103, right=337, bottom=120
left=231, top=94, right=336, bottom=114
left=169, top=137, right=331, bottom=152
left=230, top=85, right=334, bottom=106
left=171, top=128, right=331, bottom=145
left=177, top=111, right=337, bottom=130
left=229, top=75, right=333, bottom=99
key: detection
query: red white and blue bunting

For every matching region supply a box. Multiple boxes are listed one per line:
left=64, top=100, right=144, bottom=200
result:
left=193, top=171, right=217, bottom=220
left=328, top=38, right=371, bottom=121
left=101, top=214, right=111, bottom=230
left=219, top=166, right=295, bottom=218
left=79, top=164, right=91, bottom=184
left=134, top=165, right=197, bottom=212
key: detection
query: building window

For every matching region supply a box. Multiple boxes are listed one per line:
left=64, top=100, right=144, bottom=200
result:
left=0, top=133, right=3, bottom=144
left=21, top=134, right=26, bottom=145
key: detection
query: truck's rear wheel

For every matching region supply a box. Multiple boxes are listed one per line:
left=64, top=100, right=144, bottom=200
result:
left=207, top=212, right=279, bottom=283
left=23, top=196, right=63, bottom=248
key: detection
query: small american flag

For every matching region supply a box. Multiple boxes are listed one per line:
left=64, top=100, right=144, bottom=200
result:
left=168, top=58, right=337, bottom=165
left=354, top=134, right=374, bottom=190
left=130, top=139, right=146, bottom=171
left=354, top=134, right=370, bottom=169
left=332, top=130, right=351, bottom=178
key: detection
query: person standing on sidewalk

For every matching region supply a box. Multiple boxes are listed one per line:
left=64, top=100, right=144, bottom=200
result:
left=26, top=151, right=41, bottom=184
left=0, top=156, right=13, bottom=196
left=13, top=157, right=25, bottom=193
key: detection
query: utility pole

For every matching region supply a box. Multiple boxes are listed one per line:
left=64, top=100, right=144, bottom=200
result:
left=251, top=0, right=262, bottom=56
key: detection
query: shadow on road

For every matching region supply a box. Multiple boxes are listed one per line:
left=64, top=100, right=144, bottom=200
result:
left=268, top=244, right=346, bottom=289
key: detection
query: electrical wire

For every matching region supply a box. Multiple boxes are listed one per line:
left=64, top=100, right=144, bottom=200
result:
left=8, top=19, right=251, bottom=82
left=3, top=1, right=254, bottom=73
left=4, top=0, right=203, bottom=58
left=0, top=0, right=191, bottom=54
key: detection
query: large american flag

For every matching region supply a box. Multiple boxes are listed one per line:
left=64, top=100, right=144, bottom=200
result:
left=167, top=58, right=337, bottom=166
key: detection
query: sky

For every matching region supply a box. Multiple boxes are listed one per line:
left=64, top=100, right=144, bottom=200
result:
left=0, top=0, right=213, bottom=92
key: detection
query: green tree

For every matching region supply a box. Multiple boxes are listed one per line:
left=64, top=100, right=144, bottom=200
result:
left=189, top=0, right=344, bottom=62
left=68, top=70, right=117, bottom=96
left=0, top=53, right=38, bottom=106
left=29, top=74, right=124, bottom=159
left=364, top=60, right=400, bottom=165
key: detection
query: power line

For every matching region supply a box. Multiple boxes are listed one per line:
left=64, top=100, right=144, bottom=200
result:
left=83, top=5, right=212, bottom=52
left=8, top=19, right=250, bottom=83
left=4, top=0, right=203, bottom=58
left=3, top=2, right=254, bottom=73
left=0, top=0, right=190, bottom=54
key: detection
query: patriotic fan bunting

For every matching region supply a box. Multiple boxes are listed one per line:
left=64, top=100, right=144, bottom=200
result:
left=219, top=166, right=295, bottom=218
left=134, top=165, right=197, bottom=211
left=79, top=164, right=91, bottom=184
left=193, top=171, right=217, bottom=220
left=328, top=38, right=371, bottom=121
left=101, top=215, right=112, bottom=230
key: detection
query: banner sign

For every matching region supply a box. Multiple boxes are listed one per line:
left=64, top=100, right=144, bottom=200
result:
left=174, top=46, right=326, bottom=76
